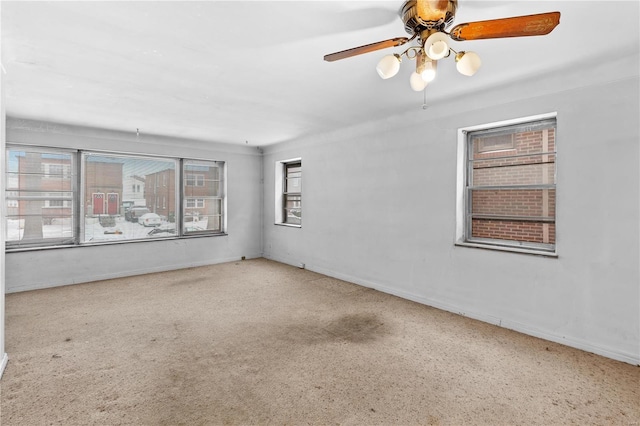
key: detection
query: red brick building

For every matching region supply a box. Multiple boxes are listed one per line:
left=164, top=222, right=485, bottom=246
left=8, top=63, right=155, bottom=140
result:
left=84, top=161, right=124, bottom=216
left=470, top=127, right=556, bottom=245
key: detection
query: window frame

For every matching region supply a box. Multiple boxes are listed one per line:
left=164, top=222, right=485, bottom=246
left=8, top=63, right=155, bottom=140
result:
left=181, top=159, right=226, bottom=236
left=5, top=145, right=227, bottom=252
left=274, top=158, right=302, bottom=227
left=456, top=113, right=558, bottom=256
left=80, top=151, right=179, bottom=244
left=5, top=145, right=79, bottom=249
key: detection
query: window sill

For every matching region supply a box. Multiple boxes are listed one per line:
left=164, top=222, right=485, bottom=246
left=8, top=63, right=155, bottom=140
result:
left=455, top=241, right=557, bottom=257
left=6, top=232, right=228, bottom=253
left=274, top=223, right=301, bottom=228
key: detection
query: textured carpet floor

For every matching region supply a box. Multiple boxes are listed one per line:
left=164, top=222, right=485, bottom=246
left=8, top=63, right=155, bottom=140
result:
left=1, top=258, right=638, bottom=425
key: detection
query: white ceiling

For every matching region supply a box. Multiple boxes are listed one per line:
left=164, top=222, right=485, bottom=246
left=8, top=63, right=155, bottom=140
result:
left=2, top=1, right=639, bottom=147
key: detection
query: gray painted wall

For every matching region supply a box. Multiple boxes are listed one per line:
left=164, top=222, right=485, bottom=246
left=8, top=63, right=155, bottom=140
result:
left=262, top=53, right=640, bottom=364
left=5, top=120, right=263, bottom=293
left=3, top=54, right=638, bottom=365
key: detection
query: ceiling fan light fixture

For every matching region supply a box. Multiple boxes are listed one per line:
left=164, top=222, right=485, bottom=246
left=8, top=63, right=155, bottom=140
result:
left=455, top=51, right=481, bottom=76
left=410, top=71, right=428, bottom=91
left=376, top=54, right=401, bottom=79
left=424, top=31, right=450, bottom=60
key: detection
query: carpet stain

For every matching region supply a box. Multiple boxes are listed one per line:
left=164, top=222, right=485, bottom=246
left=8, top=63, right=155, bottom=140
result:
left=168, top=277, right=210, bottom=287
left=325, top=313, right=387, bottom=343
left=282, top=313, right=388, bottom=345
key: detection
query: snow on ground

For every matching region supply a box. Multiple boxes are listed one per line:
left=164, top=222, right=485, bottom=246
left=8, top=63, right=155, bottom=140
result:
left=7, top=216, right=209, bottom=243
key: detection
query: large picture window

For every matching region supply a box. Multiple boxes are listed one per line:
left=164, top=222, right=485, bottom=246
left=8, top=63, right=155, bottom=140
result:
left=5, top=145, right=226, bottom=250
left=82, top=153, right=177, bottom=242
left=457, top=115, right=557, bottom=254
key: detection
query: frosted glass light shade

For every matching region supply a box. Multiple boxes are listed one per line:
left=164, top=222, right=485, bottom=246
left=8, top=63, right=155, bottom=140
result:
left=376, top=54, right=401, bottom=79
left=420, top=60, right=437, bottom=82
left=456, top=51, right=481, bottom=76
left=424, top=32, right=450, bottom=60
left=409, top=72, right=428, bottom=91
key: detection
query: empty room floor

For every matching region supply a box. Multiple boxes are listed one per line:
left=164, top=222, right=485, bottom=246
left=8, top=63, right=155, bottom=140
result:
left=2, top=258, right=638, bottom=425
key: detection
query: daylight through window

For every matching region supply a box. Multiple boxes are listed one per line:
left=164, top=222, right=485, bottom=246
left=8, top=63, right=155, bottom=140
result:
left=283, top=161, right=302, bottom=226
left=5, top=145, right=226, bottom=250
left=183, top=160, right=224, bottom=234
left=461, top=117, right=557, bottom=253
left=5, top=147, right=76, bottom=249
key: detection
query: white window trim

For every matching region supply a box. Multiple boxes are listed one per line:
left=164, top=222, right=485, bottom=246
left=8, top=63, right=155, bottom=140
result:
left=455, top=112, right=558, bottom=257
left=275, top=157, right=302, bottom=227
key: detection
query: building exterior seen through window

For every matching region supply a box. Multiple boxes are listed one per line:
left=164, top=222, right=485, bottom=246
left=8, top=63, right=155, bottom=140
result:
left=283, top=161, right=302, bottom=225
left=183, top=160, right=224, bottom=234
left=5, top=147, right=76, bottom=248
left=463, top=117, right=557, bottom=253
left=5, top=145, right=226, bottom=249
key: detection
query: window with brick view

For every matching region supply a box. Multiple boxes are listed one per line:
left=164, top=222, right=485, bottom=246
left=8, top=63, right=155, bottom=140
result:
left=466, top=118, right=556, bottom=252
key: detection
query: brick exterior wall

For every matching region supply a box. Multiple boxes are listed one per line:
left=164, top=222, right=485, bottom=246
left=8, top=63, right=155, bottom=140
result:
left=144, top=169, right=176, bottom=218
left=18, top=156, right=72, bottom=222
left=470, top=127, right=556, bottom=245
left=85, top=162, right=124, bottom=216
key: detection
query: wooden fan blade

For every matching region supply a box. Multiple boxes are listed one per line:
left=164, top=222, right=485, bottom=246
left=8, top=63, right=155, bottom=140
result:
left=324, top=37, right=409, bottom=62
left=449, top=12, right=560, bottom=41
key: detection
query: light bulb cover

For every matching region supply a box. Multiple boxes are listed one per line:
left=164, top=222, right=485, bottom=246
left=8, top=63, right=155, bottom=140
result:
left=424, top=32, right=450, bottom=60
left=410, top=72, right=428, bottom=91
left=455, top=51, right=481, bottom=76
left=376, top=54, right=401, bottom=79
left=420, top=59, right=437, bottom=83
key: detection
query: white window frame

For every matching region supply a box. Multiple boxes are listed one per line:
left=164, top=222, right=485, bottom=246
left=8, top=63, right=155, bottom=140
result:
left=185, top=198, right=205, bottom=209
left=5, top=146, right=77, bottom=249
left=42, top=163, right=70, bottom=179
left=182, top=160, right=225, bottom=236
left=185, top=174, right=205, bottom=187
left=455, top=112, right=558, bottom=256
left=274, top=158, right=302, bottom=227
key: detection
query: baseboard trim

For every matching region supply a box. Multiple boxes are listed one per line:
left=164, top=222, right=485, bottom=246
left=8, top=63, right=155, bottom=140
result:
left=303, top=263, right=640, bottom=366
left=6, top=254, right=263, bottom=293
left=0, top=353, right=8, bottom=379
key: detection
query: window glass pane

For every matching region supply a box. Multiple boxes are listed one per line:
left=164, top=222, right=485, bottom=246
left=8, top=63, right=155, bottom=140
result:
left=470, top=188, right=556, bottom=219
left=5, top=148, right=76, bottom=247
left=471, top=219, right=556, bottom=245
left=284, top=194, right=301, bottom=225
left=472, top=155, right=556, bottom=187
left=285, top=164, right=301, bottom=193
left=83, top=154, right=176, bottom=242
left=183, top=160, right=224, bottom=234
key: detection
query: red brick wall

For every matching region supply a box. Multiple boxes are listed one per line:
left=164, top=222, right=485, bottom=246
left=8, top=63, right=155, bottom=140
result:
left=472, top=189, right=556, bottom=217
left=471, top=219, right=556, bottom=244
left=470, top=127, right=555, bottom=245
left=145, top=169, right=176, bottom=217
left=85, top=162, right=123, bottom=216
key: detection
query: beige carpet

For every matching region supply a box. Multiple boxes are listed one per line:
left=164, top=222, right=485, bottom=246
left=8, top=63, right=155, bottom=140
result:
left=1, top=258, right=638, bottom=425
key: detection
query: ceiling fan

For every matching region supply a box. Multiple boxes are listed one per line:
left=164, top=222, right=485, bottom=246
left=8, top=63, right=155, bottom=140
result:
left=324, top=0, right=560, bottom=91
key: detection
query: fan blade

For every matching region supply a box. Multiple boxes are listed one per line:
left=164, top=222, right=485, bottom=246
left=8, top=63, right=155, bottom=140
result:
left=449, top=12, right=560, bottom=41
left=324, top=37, right=409, bottom=62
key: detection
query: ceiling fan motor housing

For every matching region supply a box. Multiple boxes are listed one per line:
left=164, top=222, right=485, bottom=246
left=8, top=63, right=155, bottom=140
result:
left=400, top=0, right=457, bottom=39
